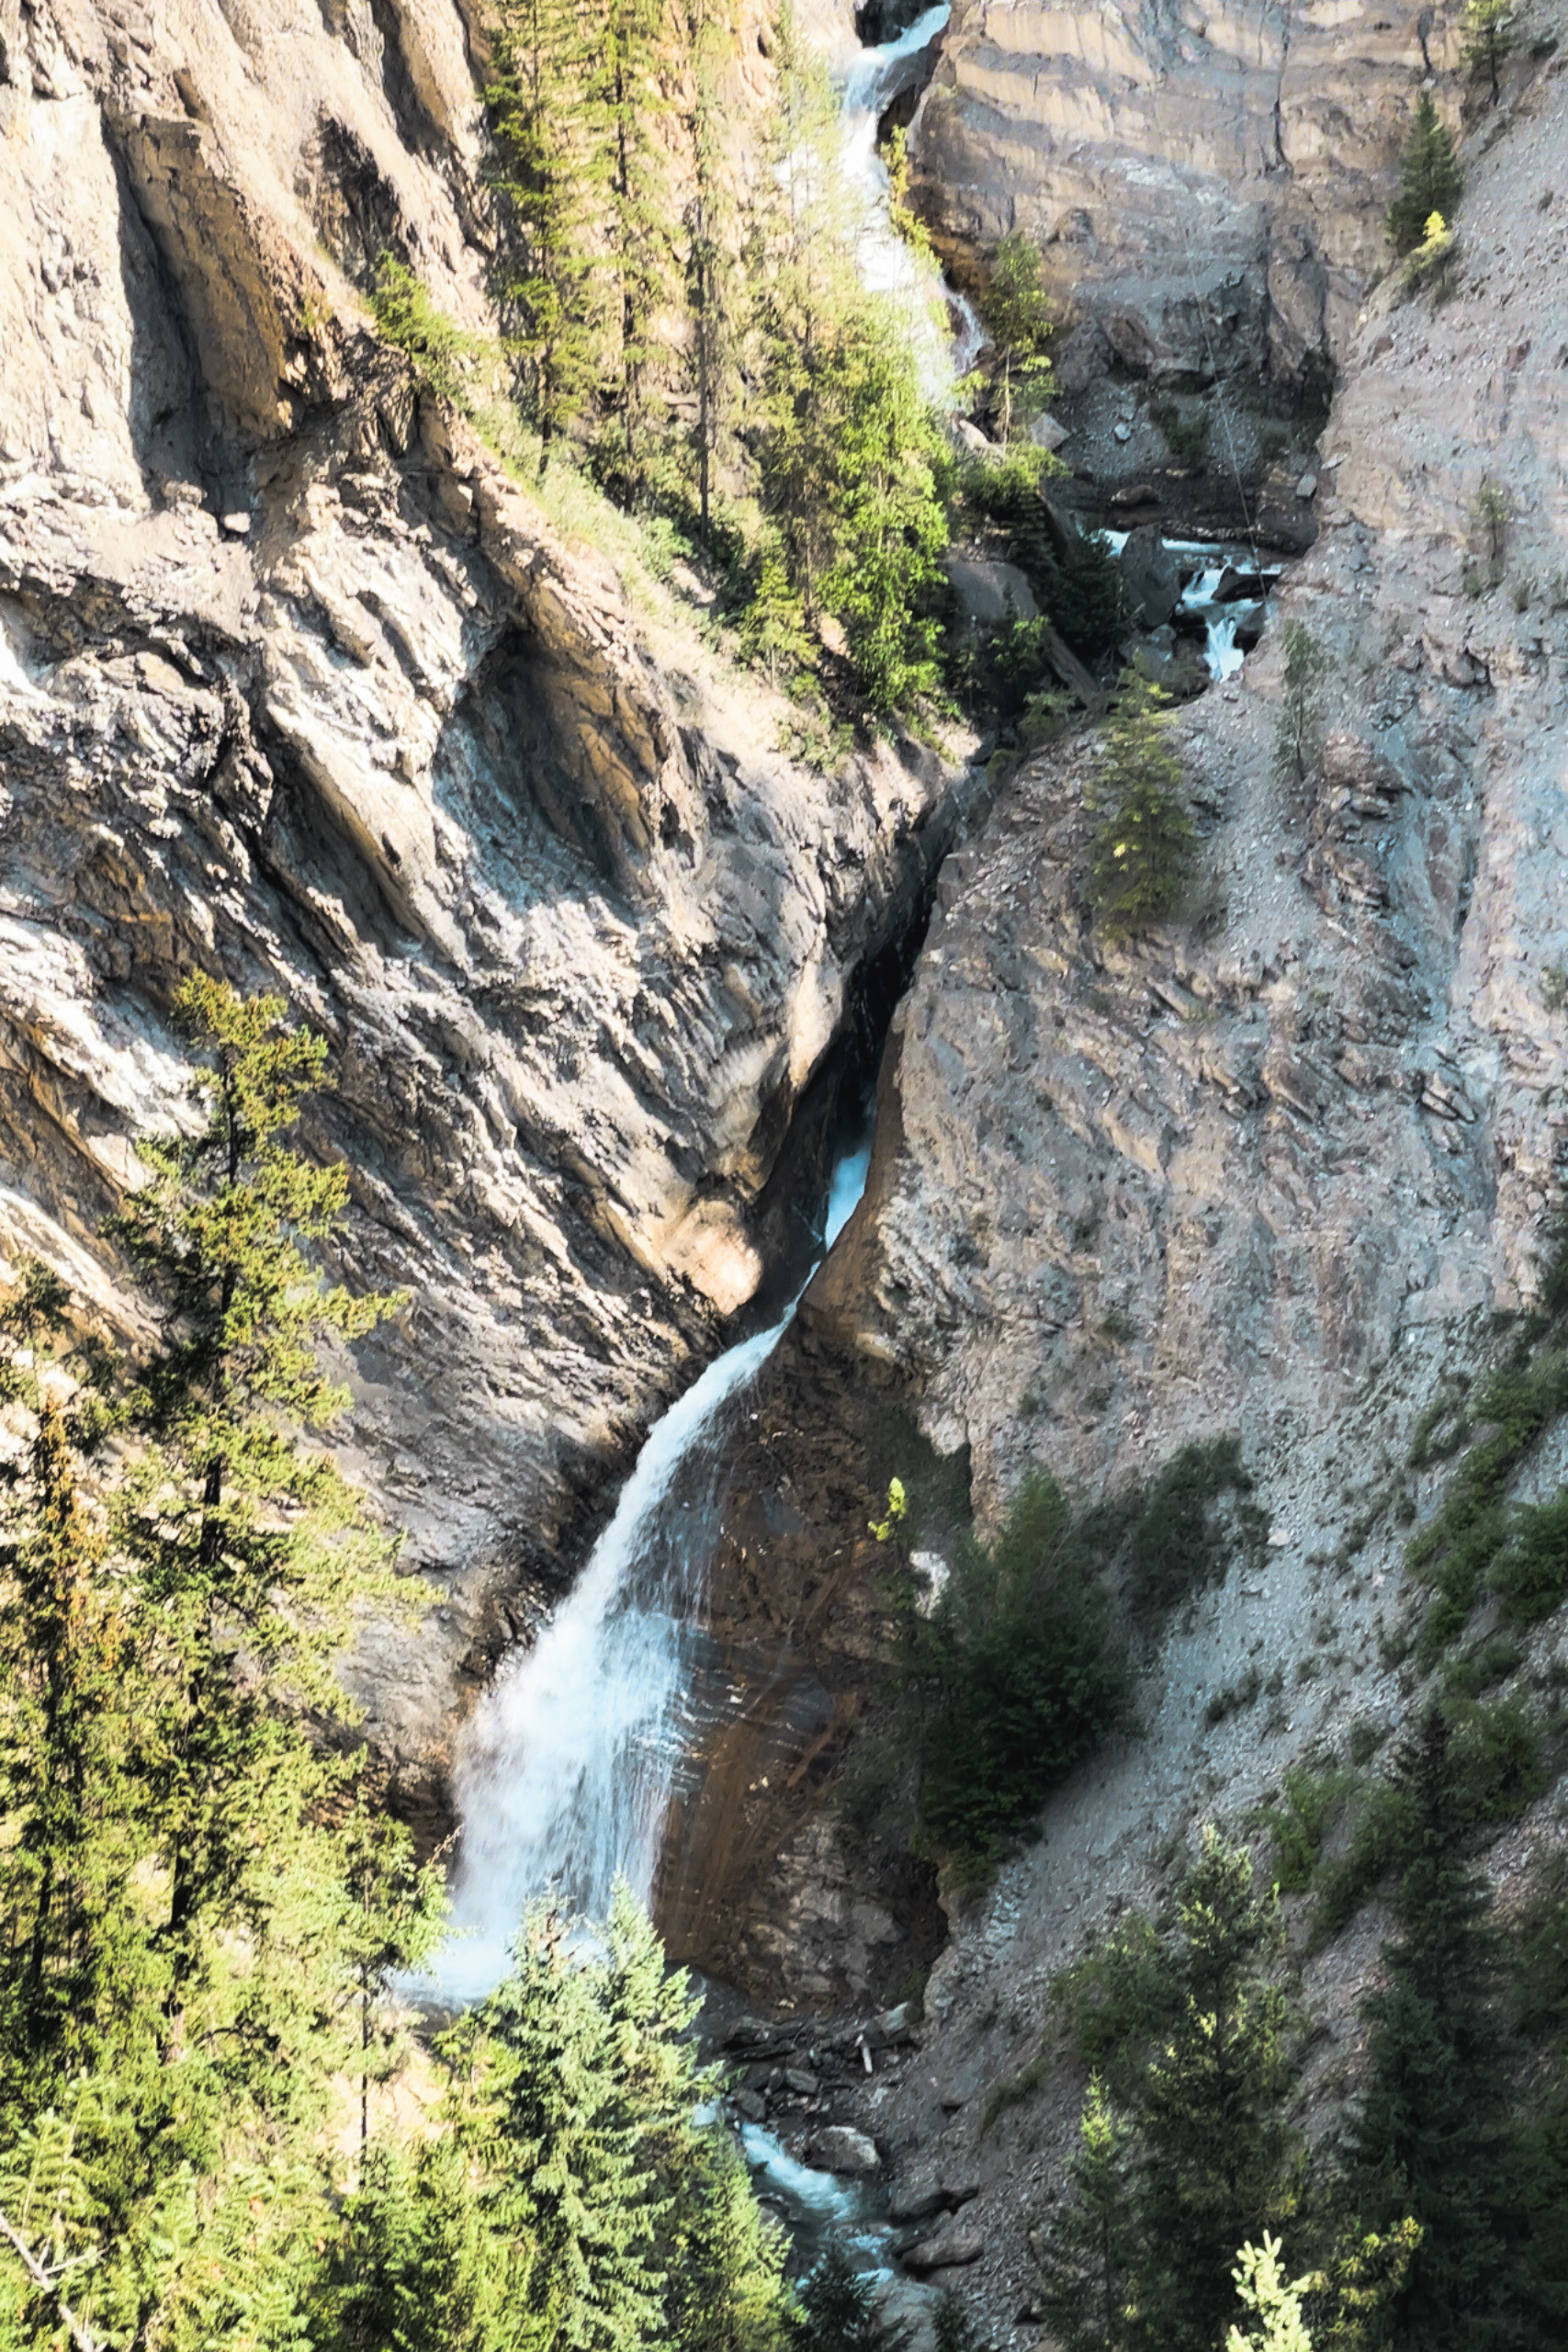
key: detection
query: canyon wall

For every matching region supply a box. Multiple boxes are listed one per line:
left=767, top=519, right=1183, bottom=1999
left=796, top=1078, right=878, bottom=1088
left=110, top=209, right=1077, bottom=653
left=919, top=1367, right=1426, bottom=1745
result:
left=0, top=0, right=960, bottom=1815
left=788, top=35, right=1568, bottom=2342
left=909, top=0, right=1469, bottom=389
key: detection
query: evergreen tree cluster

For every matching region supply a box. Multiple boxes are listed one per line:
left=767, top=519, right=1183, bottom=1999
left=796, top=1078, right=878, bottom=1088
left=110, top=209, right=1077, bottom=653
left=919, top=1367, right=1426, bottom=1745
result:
left=1037, top=1724, right=1568, bottom=2352
left=0, top=979, right=802, bottom=2352
left=479, top=0, right=950, bottom=715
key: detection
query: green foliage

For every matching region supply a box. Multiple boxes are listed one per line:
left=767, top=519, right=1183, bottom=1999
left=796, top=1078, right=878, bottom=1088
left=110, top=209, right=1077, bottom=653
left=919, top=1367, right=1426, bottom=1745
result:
left=1034, top=1835, right=1302, bottom=2352
left=1257, top=1766, right=1353, bottom=1895
left=0, top=982, right=445, bottom=2350
left=1345, top=1708, right=1528, bottom=2344
left=1314, top=1694, right=1547, bottom=1934
left=1035, top=2076, right=1140, bottom=2352
left=371, top=258, right=490, bottom=410
left=905, top=1472, right=1129, bottom=1872
left=1224, top=2235, right=1312, bottom=2352
left=330, top=2137, right=502, bottom=2352
left=1387, top=94, right=1463, bottom=255
left=794, top=2245, right=894, bottom=2351
left=1126, top=1434, right=1258, bottom=1616
left=1405, top=1351, right=1568, bottom=1656
left=445, top=1885, right=795, bottom=2352
left=1150, top=401, right=1211, bottom=470
left=739, top=552, right=817, bottom=694
left=1053, top=527, right=1126, bottom=662
left=978, top=232, right=1055, bottom=444
left=1050, top=1913, right=1178, bottom=2101
left=1085, top=673, right=1196, bottom=938
left=1273, top=619, right=1328, bottom=784
left=1464, top=0, right=1515, bottom=103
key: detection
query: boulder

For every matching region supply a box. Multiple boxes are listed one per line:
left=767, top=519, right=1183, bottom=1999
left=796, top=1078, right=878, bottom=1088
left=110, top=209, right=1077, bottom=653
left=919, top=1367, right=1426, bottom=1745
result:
left=1028, top=410, right=1070, bottom=452
left=888, top=2170, right=949, bottom=2223
left=807, top=2125, right=881, bottom=2177
left=782, top=2067, right=819, bottom=2098
left=903, top=2226, right=985, bottom=2275
left=942, top=555, right=1038, bottom=628
left=1118, top=524, right=1182, bottom=628
left=732, top=2089, right=768, bottom=2125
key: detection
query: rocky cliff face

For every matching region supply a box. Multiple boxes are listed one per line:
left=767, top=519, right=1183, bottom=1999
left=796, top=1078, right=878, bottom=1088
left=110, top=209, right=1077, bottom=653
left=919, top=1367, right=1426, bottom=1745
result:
left=908, top=0, right=1468, bottom=392
left=0, top=0, right=962, bottom=1815
left=790, top=36, right=1568, bottom=2343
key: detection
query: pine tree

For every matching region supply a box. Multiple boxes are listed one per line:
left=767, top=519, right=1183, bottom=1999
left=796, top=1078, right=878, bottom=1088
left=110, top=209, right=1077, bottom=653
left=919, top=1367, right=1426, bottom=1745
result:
left=1387, top=93, right=1463, bottom=254
left=1464, top=0, right=1514, bottom=105
left=1273, top=618, right=1328, bottom=783
left=794, top=2245, right=886, bottom=2352
left=1345, top=1706, right=1523, bottom=2345
left=586, top=0, right=679, bottom=492
left=0, top=1270, right=131, bottom=2071
left=340, top=1807, right=449, bottom=2150
left=1034, top=2076, right=1140, bottom=2352
left=105, top=976, right=406, bottom=2031
left=978, top=232, right=1055, bottom=445
left=1086, top=673, right=1195, bottom=938
left=329, top=2137, right=502, bottom=2352
left=1223, top=2236, right=1312, bottom=2352
left=1134, top=1830, right=1300, bottom=2352
left=683, top=0, right=743, bottom=549
left=457, top=1907, right=668, bottom=2351
left=665, top=2136, right=793, bottom=2352
left=488, top=0, right=606, bottom=458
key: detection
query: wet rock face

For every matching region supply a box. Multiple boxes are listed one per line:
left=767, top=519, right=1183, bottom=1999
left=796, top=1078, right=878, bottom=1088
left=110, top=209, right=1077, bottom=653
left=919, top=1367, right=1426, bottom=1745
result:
left=0, top=0, right=962, bottom=1813
left=908, top=0, right=1466, bottom=389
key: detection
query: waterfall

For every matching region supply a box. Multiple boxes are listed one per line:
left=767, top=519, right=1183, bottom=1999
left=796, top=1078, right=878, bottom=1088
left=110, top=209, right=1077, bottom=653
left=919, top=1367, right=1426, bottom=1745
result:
left=835, top=3, right=985, bottom=396
left=435, top=1139, right=873, bottom=2002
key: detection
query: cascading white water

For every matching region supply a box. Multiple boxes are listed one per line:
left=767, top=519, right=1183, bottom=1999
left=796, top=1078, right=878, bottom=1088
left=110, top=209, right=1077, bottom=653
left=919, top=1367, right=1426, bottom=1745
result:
left=436, top=1141, right=873, bottom=2002
left=836, top=3, right=985, bottom=396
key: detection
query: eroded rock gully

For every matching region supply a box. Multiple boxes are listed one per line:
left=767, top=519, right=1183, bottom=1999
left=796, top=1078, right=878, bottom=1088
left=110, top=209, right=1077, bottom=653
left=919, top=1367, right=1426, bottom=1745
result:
left=0, top=0, right=962, bottom=1823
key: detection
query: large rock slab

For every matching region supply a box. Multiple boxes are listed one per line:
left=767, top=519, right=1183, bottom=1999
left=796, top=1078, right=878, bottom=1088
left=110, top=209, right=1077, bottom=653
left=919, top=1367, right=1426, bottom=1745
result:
left=909, top=0, right=1473, bottom=388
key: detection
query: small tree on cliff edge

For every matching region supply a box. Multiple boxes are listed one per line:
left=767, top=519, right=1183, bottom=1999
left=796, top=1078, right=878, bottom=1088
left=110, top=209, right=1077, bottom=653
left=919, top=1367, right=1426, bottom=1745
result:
left=1085, top=673, right=1195, bottom=939
left=1388, top=94, right=1463, bottom=254
left=1463, top=0, right=1514, bottom=106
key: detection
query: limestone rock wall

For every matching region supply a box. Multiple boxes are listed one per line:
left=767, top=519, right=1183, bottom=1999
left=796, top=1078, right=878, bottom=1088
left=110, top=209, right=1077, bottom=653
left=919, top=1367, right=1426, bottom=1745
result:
left=802, top=43, right=1568, bottom=2339
left=908, top=0, right=1472, bottom=387
left=0, top=0, right=960, bottom=1810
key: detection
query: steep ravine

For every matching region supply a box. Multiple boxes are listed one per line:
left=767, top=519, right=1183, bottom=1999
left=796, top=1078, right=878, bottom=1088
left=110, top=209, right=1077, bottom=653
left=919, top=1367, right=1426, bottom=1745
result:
left=0, top=0, right=967, bottom=1831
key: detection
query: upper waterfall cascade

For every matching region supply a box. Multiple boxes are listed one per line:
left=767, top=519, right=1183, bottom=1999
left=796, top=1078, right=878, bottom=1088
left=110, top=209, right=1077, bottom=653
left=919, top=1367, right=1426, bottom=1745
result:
left=437, top=1141, right=873, bottom=2000
left=836, top=3, right=985, bottom=392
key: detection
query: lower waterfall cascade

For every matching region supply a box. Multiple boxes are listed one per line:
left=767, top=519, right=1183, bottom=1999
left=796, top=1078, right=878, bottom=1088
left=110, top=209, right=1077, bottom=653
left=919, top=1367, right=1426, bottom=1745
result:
left=435, top=1139, right=874, bottom=2002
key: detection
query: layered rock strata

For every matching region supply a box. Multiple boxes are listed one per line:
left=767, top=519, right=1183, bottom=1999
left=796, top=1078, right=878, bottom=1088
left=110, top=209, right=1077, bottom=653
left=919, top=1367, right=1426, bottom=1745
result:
left=909, top=0, right=1476, bottom=390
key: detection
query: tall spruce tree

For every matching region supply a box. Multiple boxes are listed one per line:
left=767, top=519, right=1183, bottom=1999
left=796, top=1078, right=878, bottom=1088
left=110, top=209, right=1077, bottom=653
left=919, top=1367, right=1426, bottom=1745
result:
left=1135, top=1831, right=1300, bottom=2352
left=587, top=0, right=678, bottom=491
left=107, top=974, right=406, bottom=2031
left=455, top=1906, right=669, bottom=2351
left=1345, top=1706, right=1523, bottom=2345
left=1085, top=673, right=1195, bottom=938
left=1387, top=93, right=1463, bottom=254
left=0, top=1269, right=130, bottom=2072
left=1034, top=2076, right=1139, bottom=2352
left=0, top=983, right=438, bottom=2349
left=488, top=0, right=606, bottom=457
left=978, top=231, right=1055, bottom=445
left=683, top=0, right=742, bottom=548
left=1463, top=0, right=1514, bottom=105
